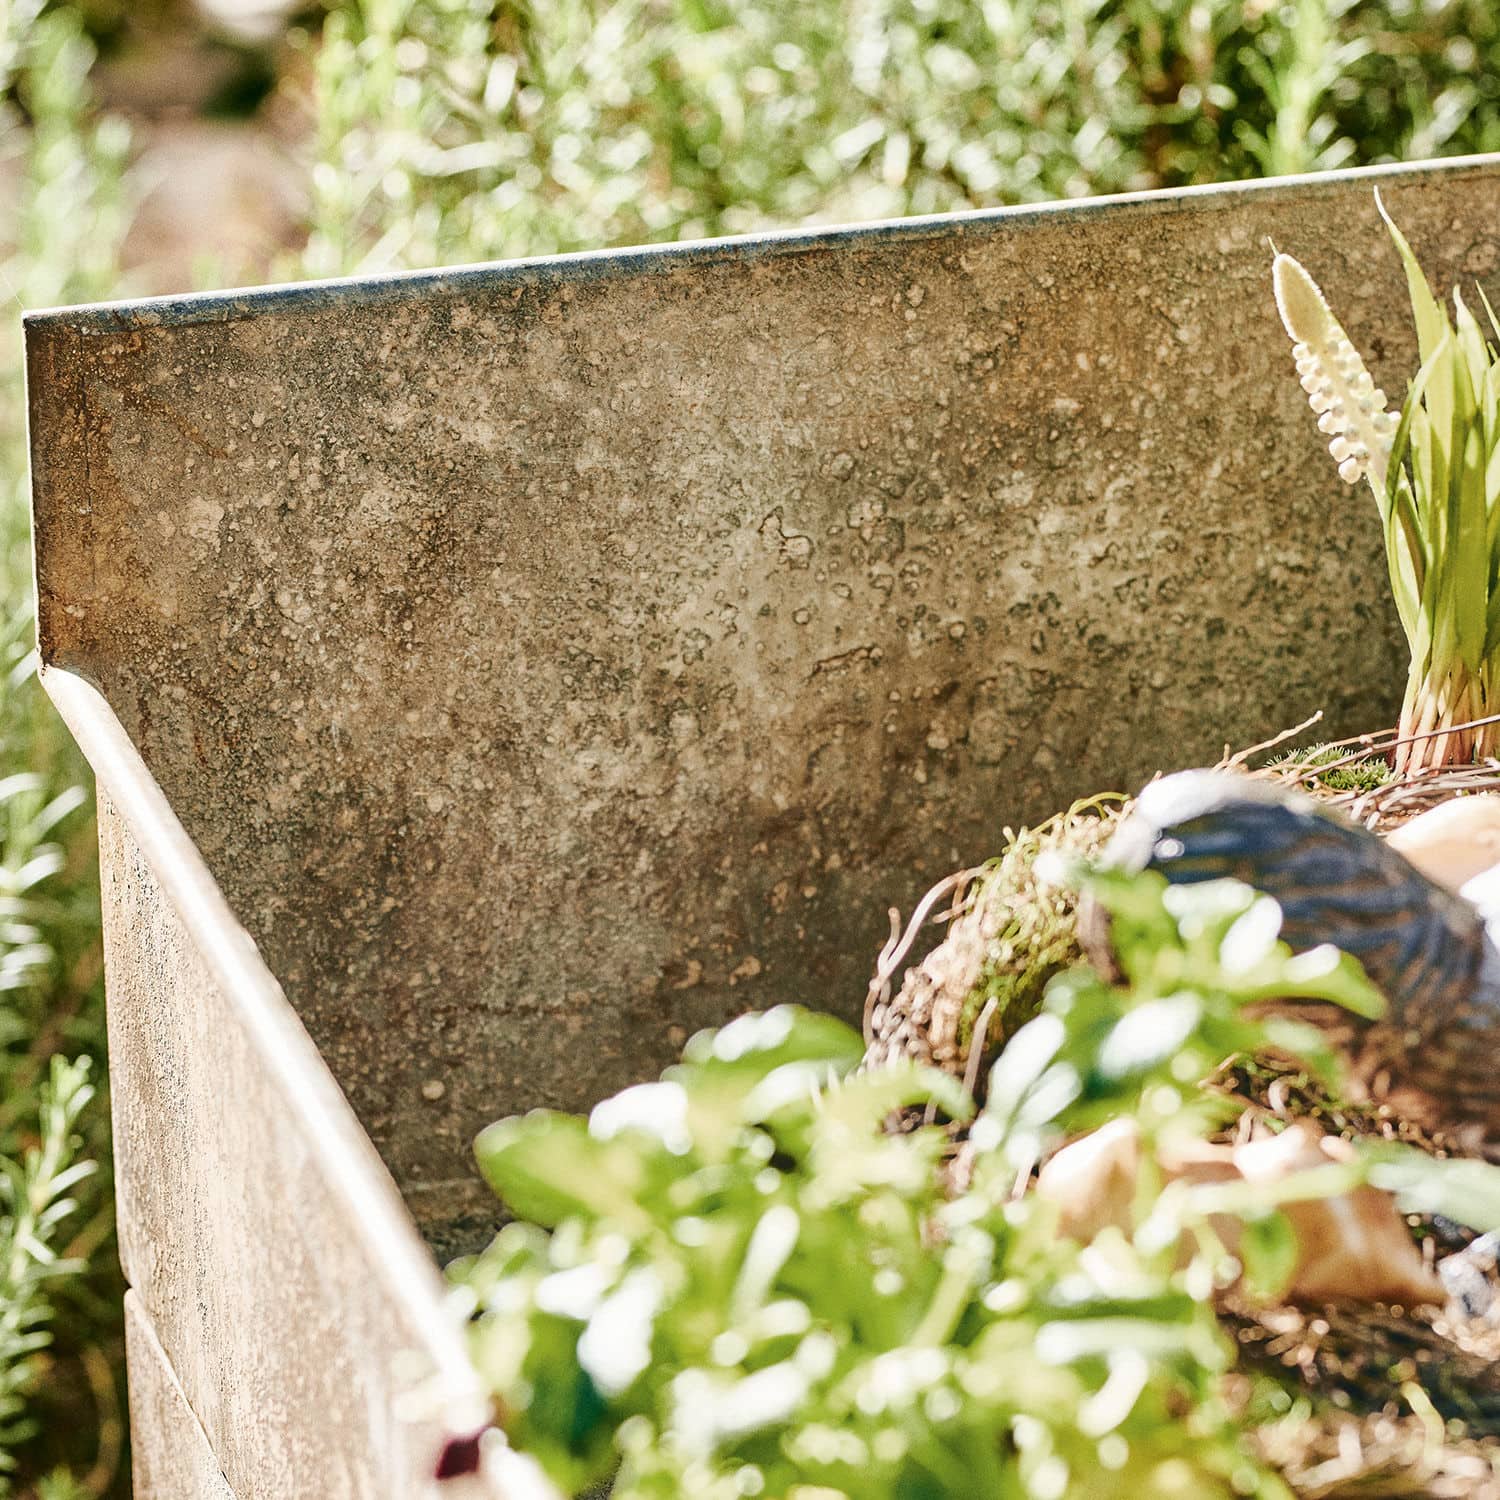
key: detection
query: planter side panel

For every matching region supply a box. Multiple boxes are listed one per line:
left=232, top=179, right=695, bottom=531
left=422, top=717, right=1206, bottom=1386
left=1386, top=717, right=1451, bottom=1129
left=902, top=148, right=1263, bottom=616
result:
left=124, top=1292, right=239, bottom=1500
left=32, top=160, right=1500, bottom=1251
left=98, top=790, right=447, bottom=1499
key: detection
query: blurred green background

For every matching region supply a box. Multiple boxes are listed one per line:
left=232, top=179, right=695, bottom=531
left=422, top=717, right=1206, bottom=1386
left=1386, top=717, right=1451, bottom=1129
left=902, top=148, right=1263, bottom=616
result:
left=3, top=0, right=1499, bottom=1492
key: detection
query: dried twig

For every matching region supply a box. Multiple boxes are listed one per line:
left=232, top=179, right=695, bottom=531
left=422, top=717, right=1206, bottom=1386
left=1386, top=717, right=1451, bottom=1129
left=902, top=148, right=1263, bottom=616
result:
left=1222, top=710, right=1325, bottom=770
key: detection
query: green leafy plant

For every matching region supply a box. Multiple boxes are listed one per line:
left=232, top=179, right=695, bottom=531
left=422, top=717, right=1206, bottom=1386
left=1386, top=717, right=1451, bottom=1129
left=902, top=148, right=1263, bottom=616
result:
left=1274, top=197, right=1500, bottom=773
left=0, top=1058, right=94, bottom=1470
left=455, top=868, right=1392, bottom=1500
left=291, top=0, right=1500, bottom=278
left=0, top=5, right=124, bottom=1489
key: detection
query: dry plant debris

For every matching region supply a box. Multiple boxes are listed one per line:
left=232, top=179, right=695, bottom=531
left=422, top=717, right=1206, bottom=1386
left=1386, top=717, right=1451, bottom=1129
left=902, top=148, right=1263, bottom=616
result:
left=863, top=793, right=1127, bottom=1099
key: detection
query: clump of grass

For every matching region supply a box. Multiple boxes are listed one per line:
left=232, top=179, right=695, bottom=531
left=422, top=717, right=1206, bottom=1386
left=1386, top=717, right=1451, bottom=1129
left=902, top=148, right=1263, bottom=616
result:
left=1275, top=196, right=1500, bottom=774
left=1264, top=743, right=1394, bottom=794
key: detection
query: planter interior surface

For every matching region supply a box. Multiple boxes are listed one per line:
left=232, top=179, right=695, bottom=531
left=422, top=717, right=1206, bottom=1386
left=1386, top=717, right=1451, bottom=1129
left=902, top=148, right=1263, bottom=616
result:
left=34, top=160, right=1500, bottom=1259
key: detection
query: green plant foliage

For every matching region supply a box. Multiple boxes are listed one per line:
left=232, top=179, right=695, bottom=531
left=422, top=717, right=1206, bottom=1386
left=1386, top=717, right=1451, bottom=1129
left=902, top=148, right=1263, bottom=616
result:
left=0, top=3, right=125, bottom=1489
left=1363, top=1147, right=1500, bottom=1231
left=978, top=869, right=1384, bottom=1176
left=291, top=0, right=1500, bottom=278
left=0, top=1058, right=95, bottom=1468
left=1376, top=200, right=1500, bottom=771
left=1277, top=200, right=1500, bottom=773
left=456, top=869, right=1392, bottom=1500
left=1264, top=744, right=1393, bottom=793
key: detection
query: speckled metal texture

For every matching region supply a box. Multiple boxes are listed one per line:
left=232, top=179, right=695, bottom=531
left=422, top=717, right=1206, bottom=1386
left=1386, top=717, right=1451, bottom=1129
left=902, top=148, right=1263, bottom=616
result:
left=124, top=1293, right=238, bottom=1500
left=99, top=793, right=435, bottom=1495
left=29, top=158, right=1500, bottom=1266
left=41, top=669, right=500, bottom=1500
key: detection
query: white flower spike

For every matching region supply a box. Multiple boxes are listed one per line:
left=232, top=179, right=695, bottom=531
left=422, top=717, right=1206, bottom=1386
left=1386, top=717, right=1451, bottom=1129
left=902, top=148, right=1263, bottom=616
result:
left=1273, top=251, right=1399, bottom=495
left=1275, top=201, right=1500, bottom=775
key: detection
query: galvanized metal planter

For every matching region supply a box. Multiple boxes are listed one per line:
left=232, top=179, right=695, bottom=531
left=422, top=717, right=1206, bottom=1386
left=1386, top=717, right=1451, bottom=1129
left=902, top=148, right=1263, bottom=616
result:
left=25, top=154, right=1500, bottom=1497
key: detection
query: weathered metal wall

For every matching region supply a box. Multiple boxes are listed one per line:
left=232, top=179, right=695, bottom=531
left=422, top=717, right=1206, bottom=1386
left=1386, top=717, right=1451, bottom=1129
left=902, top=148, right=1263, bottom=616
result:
left=29, top=158, right=1500, bottom=1254
left=99, top=792, right=431, bottom=1495
left=44, top=665, right=498, bottom=1500
left=124, top=1294, right=238, bottom=1500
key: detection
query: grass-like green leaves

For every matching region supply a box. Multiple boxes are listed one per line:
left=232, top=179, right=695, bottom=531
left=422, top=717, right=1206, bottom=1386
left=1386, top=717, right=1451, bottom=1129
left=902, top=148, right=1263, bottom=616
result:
left=1264, top=743, right=1393, bottom=793
left=0, top=1058, right=94, bottom=1473
left=1277, top=195, right=1500, bottom=772
left=0, top=10, right=122, bottom=1488
left=457, top=869, right=1394, bottom=1500
left=1378, top=197, right=1500, bottom=772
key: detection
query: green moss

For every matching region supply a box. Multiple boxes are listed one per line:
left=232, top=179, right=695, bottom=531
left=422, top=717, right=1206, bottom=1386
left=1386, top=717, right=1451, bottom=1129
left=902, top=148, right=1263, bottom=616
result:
left=957, top=793, right=1126, bottom=1051
left=1266, top=743, right=1393, bottom=794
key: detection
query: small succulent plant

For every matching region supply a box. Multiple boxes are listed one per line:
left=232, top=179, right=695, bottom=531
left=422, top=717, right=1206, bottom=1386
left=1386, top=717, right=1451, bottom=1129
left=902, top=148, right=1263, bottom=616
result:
left=1274, top=194, right=1500, bottom=774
